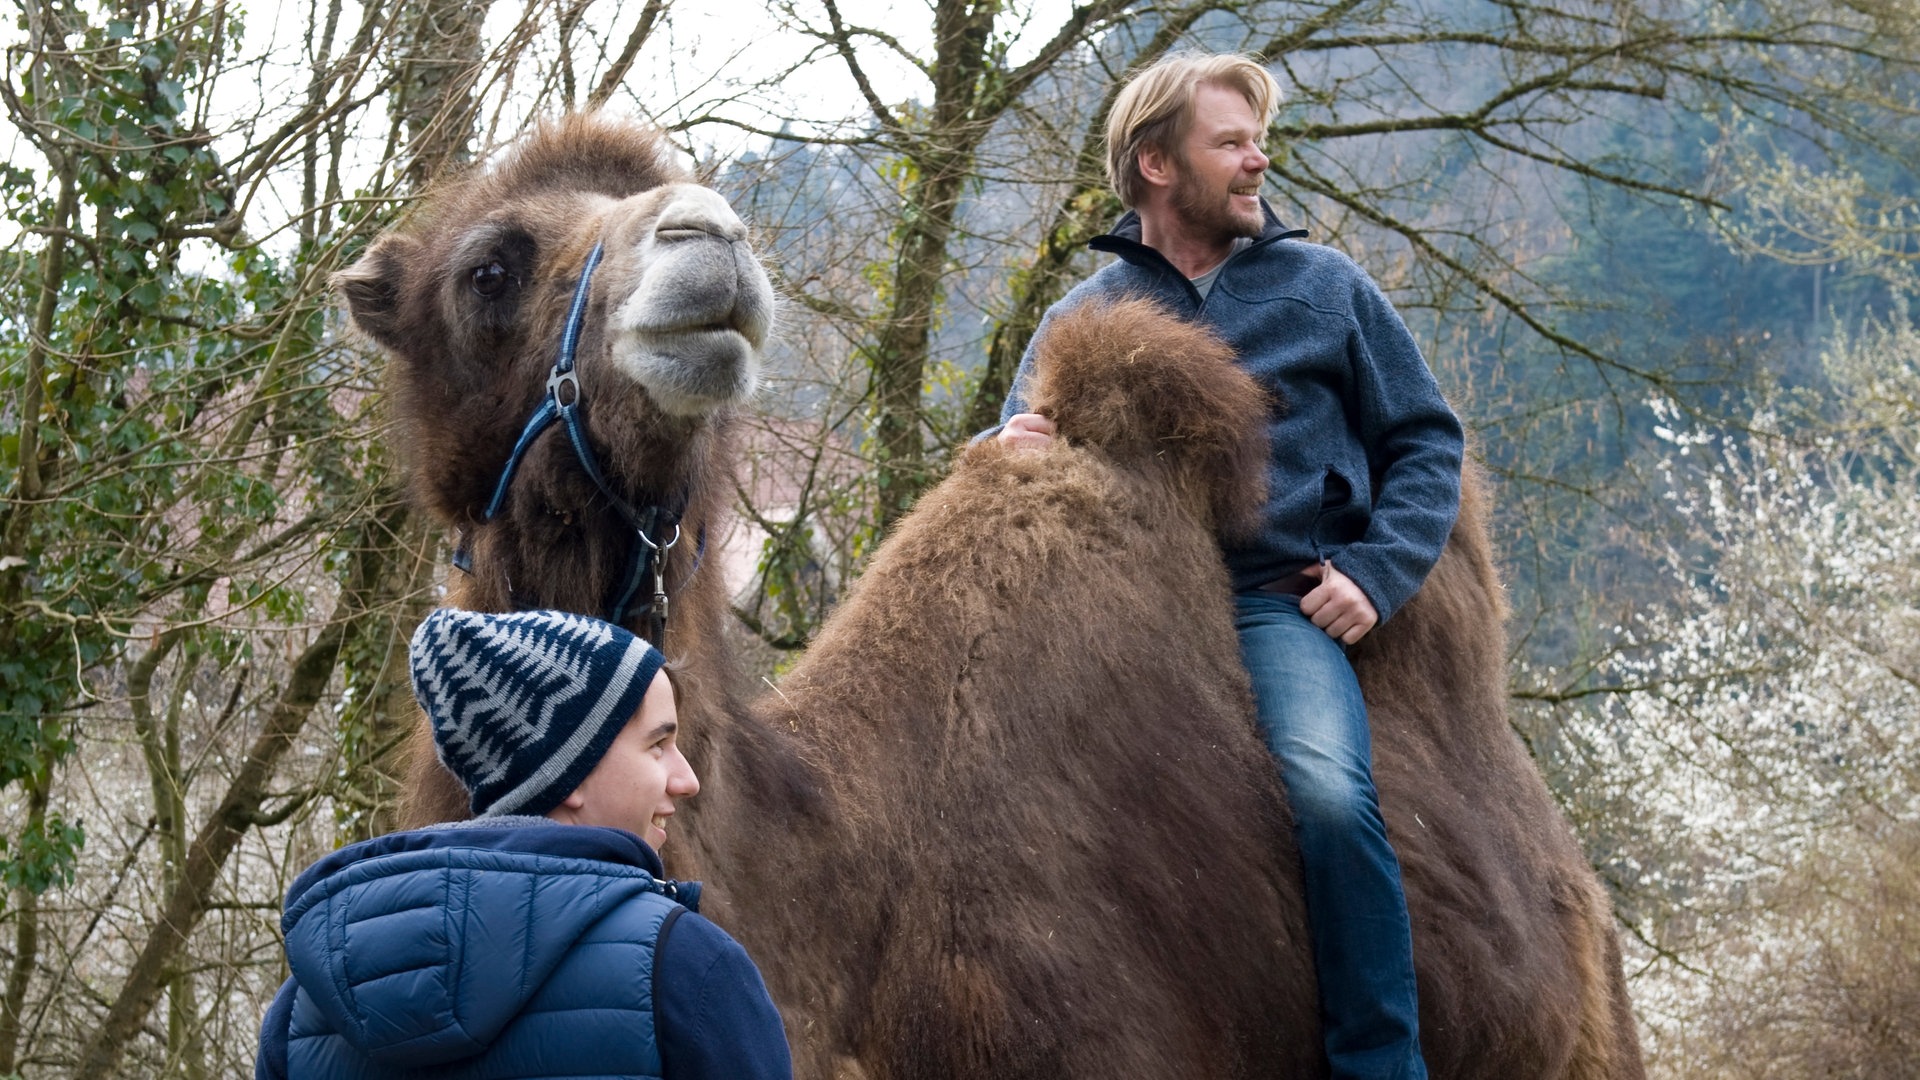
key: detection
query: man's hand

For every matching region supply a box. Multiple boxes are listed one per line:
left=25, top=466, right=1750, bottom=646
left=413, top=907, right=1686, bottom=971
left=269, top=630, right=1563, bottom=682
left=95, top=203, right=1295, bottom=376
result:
left=996, top=412, right=1056, bottom=450
left=1300, top=562, right=1378, bottom=645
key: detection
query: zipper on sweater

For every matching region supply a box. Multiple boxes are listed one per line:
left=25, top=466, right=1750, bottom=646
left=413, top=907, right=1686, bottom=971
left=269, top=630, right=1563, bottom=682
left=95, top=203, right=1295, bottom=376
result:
left=1195, top=241, right=1249, bottom=316
left=1092, top=226, right=1308, bottom=316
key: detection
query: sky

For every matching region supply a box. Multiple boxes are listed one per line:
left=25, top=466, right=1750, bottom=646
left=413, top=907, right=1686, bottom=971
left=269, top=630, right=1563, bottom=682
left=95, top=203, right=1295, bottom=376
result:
left=1, top=0, right=1084, bottom=261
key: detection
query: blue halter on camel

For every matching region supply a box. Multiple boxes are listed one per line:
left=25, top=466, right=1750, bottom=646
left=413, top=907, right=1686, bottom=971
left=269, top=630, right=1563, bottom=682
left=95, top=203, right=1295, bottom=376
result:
left=451, top=242, right=696, bottom=644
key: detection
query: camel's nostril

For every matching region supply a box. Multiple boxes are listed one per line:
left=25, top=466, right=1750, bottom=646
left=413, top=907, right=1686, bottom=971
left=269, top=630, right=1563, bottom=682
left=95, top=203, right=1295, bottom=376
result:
left=654, top=213, right=746, bottom=243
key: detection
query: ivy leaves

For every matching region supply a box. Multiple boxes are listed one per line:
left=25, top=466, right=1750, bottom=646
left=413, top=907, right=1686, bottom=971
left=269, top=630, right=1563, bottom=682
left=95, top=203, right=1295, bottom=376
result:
left=1, top=5, right=371, bottom=900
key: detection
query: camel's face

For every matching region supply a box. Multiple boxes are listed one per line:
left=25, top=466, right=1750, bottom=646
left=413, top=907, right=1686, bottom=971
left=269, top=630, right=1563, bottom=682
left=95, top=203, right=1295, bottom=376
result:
left=595, top=183, right=775, bottom=417
left=335, top=118, right=775, bottom=527
left=352, top=184, right=772, bottom=420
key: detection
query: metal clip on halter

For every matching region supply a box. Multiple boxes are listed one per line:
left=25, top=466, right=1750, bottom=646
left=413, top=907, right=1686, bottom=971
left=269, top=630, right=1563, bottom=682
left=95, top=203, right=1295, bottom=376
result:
left=640, top=523, right=680, bottom=633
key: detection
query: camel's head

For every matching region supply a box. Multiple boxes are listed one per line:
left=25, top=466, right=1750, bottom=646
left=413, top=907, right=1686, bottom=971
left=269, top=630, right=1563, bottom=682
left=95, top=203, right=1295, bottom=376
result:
left=336, top=114, right=774, bottom=538
left=1025, top=297, right=1271, bottom=537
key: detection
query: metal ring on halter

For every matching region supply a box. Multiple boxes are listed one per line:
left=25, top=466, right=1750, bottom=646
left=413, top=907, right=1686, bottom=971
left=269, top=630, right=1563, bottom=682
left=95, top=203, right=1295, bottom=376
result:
left=638, top=522, right=681, bottom=555
left=547, top=367, right=581, bottom=408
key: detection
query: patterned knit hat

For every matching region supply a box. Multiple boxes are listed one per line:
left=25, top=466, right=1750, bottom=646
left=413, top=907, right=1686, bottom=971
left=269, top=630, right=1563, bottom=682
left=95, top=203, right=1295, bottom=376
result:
left=409, top=608, right=666, bottom=817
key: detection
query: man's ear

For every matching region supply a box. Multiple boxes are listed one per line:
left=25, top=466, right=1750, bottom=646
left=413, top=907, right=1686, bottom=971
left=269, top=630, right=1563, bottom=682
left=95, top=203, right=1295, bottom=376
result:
left=333, top=233, right=422, bottom=352
left=1136, top=142, right=1176, bottom=190
left=559, top=789, right=587, bottom=811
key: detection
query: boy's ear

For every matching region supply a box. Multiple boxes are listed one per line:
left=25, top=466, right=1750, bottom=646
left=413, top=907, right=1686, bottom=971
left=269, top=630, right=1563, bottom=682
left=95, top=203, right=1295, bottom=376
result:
left=545, top=790, right=586, bottom=821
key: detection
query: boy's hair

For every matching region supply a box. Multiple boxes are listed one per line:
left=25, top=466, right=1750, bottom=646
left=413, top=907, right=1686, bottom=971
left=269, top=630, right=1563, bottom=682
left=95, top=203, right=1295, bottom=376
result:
left=1105, top=52, right=1283, bottom=208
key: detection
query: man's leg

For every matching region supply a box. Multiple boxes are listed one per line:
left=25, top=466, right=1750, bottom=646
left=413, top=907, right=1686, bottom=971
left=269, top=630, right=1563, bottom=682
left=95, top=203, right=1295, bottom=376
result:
left=1235, top=589, right=1426, bottom=1080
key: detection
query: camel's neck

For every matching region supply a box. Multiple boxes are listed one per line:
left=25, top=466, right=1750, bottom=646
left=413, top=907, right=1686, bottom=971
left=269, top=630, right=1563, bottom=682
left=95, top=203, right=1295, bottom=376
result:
left=665, top=684, right=863, bottom=1031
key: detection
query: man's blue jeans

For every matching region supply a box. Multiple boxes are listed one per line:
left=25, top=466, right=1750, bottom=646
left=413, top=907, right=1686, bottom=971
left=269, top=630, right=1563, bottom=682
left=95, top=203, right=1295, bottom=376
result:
left=1235, top=590, right=1427, bottom=1080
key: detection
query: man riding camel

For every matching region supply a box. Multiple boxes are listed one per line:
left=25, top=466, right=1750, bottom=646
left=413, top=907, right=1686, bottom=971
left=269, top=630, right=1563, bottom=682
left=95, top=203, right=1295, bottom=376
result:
left=991, top=51, right=1464, bottom=1079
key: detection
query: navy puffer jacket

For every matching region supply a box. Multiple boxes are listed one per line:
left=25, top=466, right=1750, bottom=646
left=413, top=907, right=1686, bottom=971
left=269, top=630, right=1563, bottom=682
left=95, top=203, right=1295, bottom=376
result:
left=255, top=819, right=791, bottom=1080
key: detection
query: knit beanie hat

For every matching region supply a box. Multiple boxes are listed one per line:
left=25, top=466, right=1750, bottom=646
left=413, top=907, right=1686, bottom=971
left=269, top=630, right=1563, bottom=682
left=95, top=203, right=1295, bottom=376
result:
left=409, top=608, right=666, bottom=817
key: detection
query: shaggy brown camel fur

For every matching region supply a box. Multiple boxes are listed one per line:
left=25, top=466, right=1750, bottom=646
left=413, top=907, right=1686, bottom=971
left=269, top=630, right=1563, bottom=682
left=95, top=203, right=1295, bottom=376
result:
left=345, top=115, right=1643, bottom=1078
left=338, top=114, right=775, bottom=828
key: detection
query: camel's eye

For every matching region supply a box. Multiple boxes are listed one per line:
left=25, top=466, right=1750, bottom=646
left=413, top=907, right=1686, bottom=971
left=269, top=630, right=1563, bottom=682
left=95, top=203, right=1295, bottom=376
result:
left=470, top=261, right=511, bottom=298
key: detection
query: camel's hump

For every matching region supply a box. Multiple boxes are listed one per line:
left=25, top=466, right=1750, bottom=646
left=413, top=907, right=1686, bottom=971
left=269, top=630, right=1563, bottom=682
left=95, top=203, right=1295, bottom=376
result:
left=1025, top=297, right=1271, bottom=534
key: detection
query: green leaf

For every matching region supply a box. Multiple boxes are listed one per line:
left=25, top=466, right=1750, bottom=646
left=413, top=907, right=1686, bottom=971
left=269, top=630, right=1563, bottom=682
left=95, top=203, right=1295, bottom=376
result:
left=155, top=80, right=186, bottom=116
left=1, top=812, right=86, bottom=895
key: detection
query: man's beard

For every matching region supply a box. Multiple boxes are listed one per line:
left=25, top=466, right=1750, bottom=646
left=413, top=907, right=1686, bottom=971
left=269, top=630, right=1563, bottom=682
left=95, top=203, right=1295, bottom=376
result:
left=1170, top=160, right=1265, bottom=244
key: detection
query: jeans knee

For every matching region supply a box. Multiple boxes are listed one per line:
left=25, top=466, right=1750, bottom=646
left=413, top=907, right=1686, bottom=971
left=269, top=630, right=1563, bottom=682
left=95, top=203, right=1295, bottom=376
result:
left=1280, top=759, right=1383, bottom=833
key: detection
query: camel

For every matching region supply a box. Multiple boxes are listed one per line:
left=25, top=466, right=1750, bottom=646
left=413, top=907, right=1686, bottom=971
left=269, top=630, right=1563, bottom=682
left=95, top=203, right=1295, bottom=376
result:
left=339, top=114, right=1644, bottom=1078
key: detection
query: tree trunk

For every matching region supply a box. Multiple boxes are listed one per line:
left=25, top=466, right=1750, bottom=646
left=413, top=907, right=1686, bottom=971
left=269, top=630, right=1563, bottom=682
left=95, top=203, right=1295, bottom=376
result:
left=868, top=0, right=998, bottom=528
left=130, top=629, right=211, bottom=1079
left=871, top=157, right=973, bottom=527
left=0, top=141, right=76, bottom=1080
left=70, top=500, right=406, bottom=1079
left=0, top=167, right=75, bottom=651
left=0, top=773, right=50, bottom=1074
left=965, top=187, right=1119, bottom=434
left=72, top=621, right=349, bottom=1078
left=338, top=508, right=436, bottom=842
left=391, top=0, right=494, bottom=190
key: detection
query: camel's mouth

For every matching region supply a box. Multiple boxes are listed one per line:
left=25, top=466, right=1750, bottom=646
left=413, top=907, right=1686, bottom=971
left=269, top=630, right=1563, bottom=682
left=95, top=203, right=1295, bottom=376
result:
left=604, top=240, right=775, bottom=416
left=620, top=287, right=772, bottom=341
left=615, top=325, right=763, bottom=416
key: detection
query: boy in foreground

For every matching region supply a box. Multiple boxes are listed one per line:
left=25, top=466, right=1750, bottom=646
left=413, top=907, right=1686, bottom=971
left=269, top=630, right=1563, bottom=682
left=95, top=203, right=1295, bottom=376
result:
left=255, top=607, right=792, bottom=1080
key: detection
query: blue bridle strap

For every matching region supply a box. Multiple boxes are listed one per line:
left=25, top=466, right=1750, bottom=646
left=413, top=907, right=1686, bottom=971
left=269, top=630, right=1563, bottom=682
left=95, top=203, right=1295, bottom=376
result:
left=451, top=241, right=704, bottom=640
left=477, top=397, right=558, bottom=526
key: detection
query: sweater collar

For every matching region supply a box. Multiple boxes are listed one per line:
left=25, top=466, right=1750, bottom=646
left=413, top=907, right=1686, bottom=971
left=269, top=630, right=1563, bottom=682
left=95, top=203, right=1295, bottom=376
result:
left=1091, top=199, right=1308, bottom=266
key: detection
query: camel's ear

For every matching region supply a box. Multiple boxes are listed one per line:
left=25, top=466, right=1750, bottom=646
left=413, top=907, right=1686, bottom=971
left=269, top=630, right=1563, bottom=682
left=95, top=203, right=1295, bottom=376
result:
left=334, top=234, right=422, bottom=352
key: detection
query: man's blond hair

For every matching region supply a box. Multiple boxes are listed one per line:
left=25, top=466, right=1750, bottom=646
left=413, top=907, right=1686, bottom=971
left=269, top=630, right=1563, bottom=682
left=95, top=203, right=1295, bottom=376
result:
left=1105, top=52, right=1281, bottom=209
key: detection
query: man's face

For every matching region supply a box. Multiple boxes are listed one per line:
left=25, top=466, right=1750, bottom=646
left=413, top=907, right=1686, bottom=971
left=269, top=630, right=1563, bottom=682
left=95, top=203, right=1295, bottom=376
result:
left=1165, top=82, right=1270, bottom=244
left=549, top=669, right=699, bottom=850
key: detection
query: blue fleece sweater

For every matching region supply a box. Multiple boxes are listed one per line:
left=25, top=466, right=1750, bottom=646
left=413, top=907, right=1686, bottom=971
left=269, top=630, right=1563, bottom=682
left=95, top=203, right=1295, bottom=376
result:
left=254, top=820, right=791, bottom=1080
left=997, top=204, right=1463, bottom=621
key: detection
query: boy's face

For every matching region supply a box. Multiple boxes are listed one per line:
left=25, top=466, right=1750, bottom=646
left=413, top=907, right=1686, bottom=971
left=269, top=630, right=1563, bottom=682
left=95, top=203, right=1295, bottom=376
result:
left=548, top=670, right=699, bottom=850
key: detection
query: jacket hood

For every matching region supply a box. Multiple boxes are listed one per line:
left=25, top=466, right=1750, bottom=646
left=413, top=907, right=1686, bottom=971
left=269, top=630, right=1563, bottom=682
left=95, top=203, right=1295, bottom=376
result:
left=279, top=820, right=691, bottom=1069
